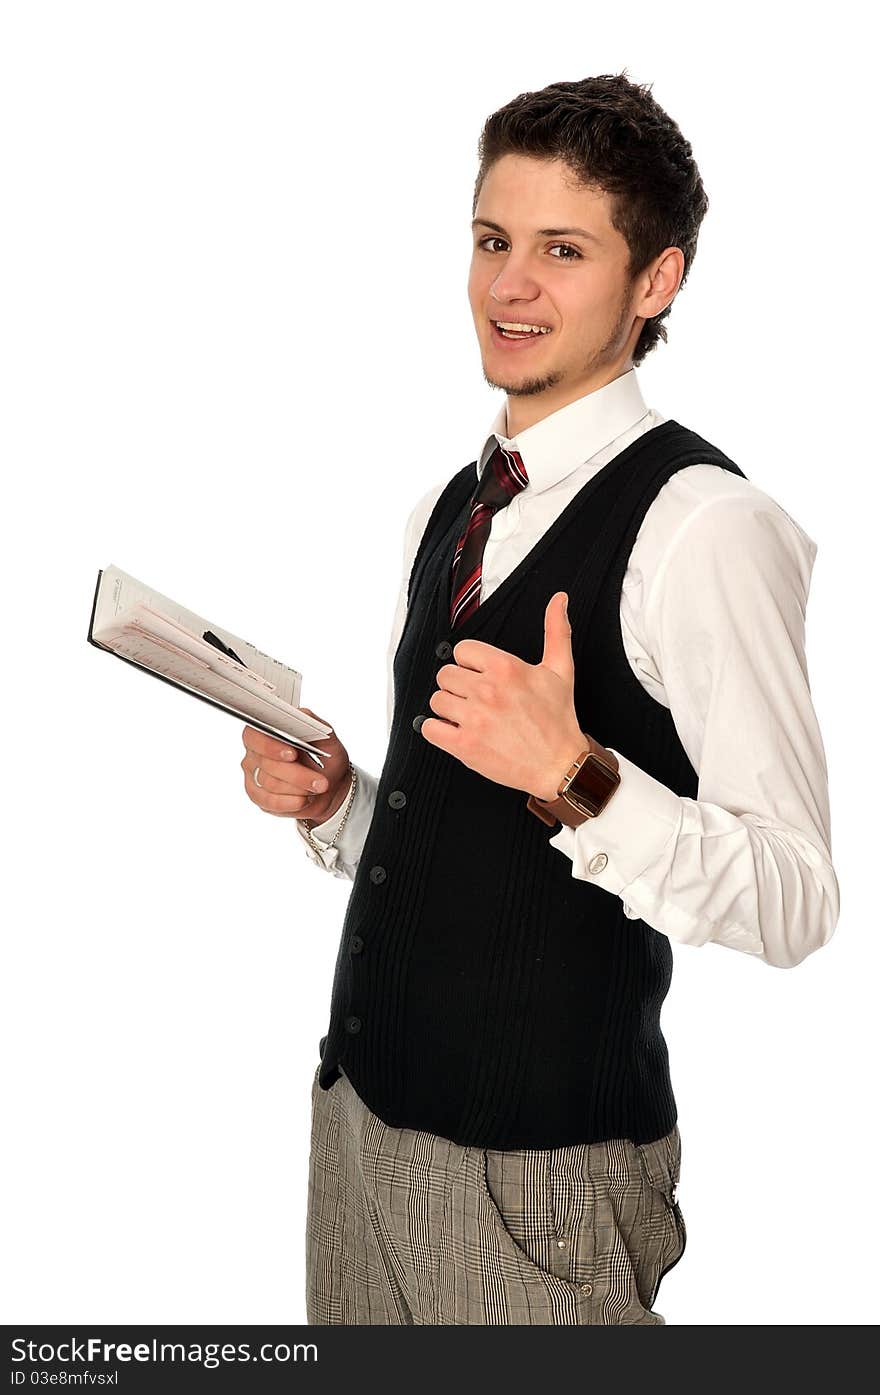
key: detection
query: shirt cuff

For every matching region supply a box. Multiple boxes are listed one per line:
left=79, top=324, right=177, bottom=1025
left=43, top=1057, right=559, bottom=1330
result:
left=547, top=748, right=682, bottom=909
left=294, top=767, right=354, bottom=876
left=305, top=790, right=349, bottom=844
left=295, top=764, right=376, bottom=879
left=296, top=816, right=343, bottom=872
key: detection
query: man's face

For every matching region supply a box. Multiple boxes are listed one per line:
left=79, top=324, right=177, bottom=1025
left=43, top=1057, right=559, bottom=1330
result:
left=468, top=153, right=643, bottom=409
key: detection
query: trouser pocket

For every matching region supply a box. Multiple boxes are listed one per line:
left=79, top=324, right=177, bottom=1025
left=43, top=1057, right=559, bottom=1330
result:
left=635, top=1126, right=686, bottom=1309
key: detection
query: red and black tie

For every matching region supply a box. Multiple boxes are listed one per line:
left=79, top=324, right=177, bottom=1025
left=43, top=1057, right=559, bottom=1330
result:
left=449, top=441, right=528, bottom=628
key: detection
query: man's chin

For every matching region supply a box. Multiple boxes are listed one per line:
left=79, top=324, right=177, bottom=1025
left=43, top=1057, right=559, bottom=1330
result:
left=482, top=366, right=563, bottom=398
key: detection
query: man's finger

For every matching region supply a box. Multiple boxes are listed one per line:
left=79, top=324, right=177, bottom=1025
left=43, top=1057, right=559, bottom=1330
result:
left=242, top=751, right=328, bottom=794
left=241, top=724, right=300, bottom=762
left=244, top=771, right=316, bottom=816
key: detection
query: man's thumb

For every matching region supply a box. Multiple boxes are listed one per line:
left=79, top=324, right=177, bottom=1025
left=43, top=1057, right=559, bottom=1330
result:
left=300, top=705, right=336, bottom=739
left=540, top=592, right=574, bottom=681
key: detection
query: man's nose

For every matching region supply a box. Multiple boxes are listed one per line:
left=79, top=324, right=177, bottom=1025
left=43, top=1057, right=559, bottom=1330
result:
left=491, top=258, right=541, bottom=303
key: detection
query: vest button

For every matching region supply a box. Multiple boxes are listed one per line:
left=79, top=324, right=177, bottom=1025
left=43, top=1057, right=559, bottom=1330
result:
left=412, top=714, right=426, bottom=733
left=350, top=935, right=364, bottom=955
left=344, top=1015, right=362, bottom=1034
left=388, top=790, right=407, bottom=809
left=369, top=865, right=387, bottom=884
left=579, top=1282, right=593, bottom=1296
left=435, top=640, right=453, bottom=659
left=588, top=852, right=608, bottom=875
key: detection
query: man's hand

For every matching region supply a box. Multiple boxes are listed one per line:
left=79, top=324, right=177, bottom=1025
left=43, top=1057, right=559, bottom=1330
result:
left=419, top=591, right=587, bottom=801
left=241, top=707, right=353, bottom=822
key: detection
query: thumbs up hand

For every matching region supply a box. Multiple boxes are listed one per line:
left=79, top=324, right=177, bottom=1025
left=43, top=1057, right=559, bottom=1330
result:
left=419, top=591, right=588, bottom=801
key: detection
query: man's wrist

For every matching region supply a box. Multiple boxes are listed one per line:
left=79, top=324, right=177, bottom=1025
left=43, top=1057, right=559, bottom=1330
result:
left=535, top=730, right=591, bottom=803
left=527, top=733, right=621, bottom=829
left=299, top=768, right=351, bottom=827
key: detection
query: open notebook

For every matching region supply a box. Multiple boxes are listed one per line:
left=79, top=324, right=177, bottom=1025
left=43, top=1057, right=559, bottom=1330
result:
left=87, top=564, right=334, bottom=764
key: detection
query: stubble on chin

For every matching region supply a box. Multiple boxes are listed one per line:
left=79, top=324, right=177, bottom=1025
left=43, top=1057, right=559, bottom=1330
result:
left=481, top=366, right=565, bottom=397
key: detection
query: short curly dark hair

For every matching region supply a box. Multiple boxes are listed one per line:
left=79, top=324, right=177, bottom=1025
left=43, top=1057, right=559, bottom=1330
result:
left=472, top=71, right=709, bottom=365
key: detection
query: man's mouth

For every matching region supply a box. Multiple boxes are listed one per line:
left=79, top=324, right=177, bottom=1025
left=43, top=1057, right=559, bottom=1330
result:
left=490, top=319, right=554, bottom=348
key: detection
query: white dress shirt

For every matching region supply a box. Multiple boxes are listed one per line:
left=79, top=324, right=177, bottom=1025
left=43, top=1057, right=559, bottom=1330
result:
left=297, top=368, right=839, bottom=970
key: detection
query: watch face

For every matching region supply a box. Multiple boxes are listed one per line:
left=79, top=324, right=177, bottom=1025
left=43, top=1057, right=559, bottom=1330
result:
left=564, top=752, right=621, bottom=818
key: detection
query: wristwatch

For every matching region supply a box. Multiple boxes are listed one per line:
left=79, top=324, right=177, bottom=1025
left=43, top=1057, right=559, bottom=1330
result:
left=526, top=733, right=621, bottom=829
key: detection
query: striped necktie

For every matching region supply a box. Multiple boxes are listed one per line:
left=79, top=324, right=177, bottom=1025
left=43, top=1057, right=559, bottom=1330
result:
left=449, top=440, right=528, bottom=628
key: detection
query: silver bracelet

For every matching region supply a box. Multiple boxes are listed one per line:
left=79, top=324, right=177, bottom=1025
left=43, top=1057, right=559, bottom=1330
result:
left=302, top=764, right=358, bottom=854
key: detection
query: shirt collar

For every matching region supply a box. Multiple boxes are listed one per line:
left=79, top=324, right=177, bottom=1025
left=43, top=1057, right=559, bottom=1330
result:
left=475, top=367, right=650, bottom=494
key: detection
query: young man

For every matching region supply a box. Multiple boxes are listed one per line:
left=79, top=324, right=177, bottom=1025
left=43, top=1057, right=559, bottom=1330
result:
left=241, top=73, right=839, bottom=1325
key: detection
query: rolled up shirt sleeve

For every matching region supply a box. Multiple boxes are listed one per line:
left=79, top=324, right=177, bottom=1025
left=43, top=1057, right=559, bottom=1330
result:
left=549, top=489, right=840, bottom=969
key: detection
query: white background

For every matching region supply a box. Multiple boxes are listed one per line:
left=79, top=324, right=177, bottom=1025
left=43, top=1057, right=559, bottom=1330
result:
left=1, top=0, right=874, bottom=1326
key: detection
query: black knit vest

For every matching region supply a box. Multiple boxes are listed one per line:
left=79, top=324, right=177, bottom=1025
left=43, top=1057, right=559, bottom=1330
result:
left=318, top=420, right=746, bottom=1148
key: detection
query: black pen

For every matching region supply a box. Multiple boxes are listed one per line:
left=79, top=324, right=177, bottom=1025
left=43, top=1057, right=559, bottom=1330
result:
left=202, top=629, right=246, bottom=665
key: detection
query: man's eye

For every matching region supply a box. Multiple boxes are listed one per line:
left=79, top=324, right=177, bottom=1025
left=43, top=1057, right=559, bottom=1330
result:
left=477, top=237, right=582, bottom=261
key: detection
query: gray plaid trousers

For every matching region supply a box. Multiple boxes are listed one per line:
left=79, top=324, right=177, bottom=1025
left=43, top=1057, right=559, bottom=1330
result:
left=305, top=1063, right=687, bottom=1325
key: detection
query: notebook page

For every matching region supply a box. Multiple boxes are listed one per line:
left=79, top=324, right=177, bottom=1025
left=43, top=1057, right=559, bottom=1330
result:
left=97, top=618, right=332, bottom=747
left=92, top=564, right=330, bottom=737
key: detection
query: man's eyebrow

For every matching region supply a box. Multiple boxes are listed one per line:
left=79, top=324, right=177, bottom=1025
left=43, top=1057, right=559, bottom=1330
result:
left=471, top=217, right=602, bottom=244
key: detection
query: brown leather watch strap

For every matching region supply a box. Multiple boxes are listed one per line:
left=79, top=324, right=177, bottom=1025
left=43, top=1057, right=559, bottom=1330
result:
left=526, top=792, right=567, bottom=827
left=526, top=734, right=620, bottom=829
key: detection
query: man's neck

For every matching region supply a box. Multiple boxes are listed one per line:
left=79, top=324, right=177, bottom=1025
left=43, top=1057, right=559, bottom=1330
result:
left=504, top=361, right=634, bottom=438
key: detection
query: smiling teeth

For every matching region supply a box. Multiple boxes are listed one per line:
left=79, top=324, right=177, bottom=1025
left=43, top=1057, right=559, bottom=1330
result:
left=496, top=322, right=551, bottom=334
